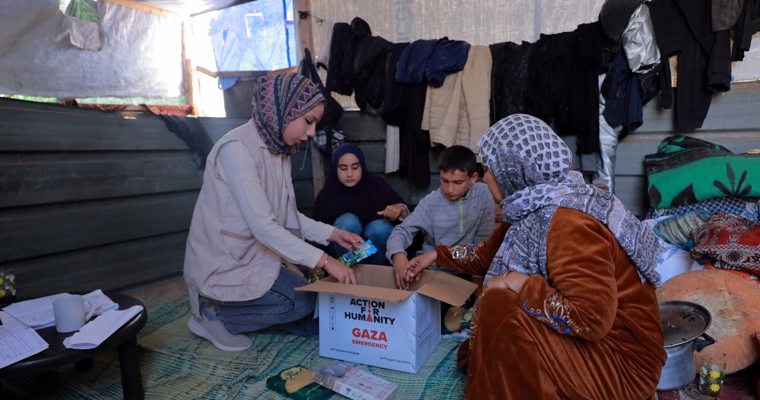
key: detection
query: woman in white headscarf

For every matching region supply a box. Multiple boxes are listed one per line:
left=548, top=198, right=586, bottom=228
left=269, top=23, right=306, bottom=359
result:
left=407, top=114, right=666, bottom=399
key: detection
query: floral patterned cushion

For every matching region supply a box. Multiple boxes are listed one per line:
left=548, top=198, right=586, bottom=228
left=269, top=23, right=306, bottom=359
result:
left=691, top=212, right=760, bottom=275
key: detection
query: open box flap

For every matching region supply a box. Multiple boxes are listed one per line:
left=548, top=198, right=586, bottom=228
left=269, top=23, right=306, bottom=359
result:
left=414, top=270, right=478, bottom=306
left=296, top=279, right=413, bottom=302
left=296, top=264, right=414, bottom=302
left=296, top=264, right=476, bottom=305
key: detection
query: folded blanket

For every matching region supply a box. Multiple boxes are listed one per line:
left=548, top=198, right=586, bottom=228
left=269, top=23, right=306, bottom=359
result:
left=691, top=212, right=760, bottom=275
left=645, top=135, right=760, bottom=208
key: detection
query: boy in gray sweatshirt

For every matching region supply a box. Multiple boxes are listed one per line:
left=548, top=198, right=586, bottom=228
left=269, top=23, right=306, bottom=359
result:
left=386, top=145, right=495, bottom=289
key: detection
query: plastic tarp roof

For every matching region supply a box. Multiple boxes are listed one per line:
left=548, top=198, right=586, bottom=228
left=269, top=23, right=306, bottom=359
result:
left=0, top=0, right=183, bottom=98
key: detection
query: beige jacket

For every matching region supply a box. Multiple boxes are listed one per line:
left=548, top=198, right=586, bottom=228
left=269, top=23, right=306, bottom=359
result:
left=421, top=45, right=492, bottom=152
left=184, top=121, right=333, bottom=317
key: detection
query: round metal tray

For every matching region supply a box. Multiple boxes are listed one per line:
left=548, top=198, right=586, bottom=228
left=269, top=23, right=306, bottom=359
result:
left=659, top=300, right=711, bottom=348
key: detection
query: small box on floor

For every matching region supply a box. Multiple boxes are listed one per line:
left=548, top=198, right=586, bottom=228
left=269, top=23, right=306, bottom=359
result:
left=297, top=264, right=477, bottom=373
left=314, top=361, right=397, bottom=400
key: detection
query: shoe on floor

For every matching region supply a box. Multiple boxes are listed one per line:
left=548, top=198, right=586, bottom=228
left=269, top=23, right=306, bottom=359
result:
left=188, top=315, right=252, bottom=351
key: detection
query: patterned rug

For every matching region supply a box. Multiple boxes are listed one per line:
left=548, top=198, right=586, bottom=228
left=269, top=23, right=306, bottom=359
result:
left=1, top=296, right=466, bottom=400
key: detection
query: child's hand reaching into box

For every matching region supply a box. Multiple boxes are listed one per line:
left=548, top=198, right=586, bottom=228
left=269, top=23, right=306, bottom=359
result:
left=405, top=250, right=437, bottom=286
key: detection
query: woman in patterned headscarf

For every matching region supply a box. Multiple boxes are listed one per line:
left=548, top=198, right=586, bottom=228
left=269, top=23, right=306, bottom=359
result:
left=407, top=114, right=666, bottom=399
left=184, top=73, right=363, bottom=352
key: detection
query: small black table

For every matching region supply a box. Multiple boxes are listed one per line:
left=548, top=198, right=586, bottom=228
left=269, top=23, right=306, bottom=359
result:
left=0, top=292, right=148, bottom=400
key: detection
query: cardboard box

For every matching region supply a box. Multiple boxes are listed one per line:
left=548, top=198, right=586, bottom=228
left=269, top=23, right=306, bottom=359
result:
left=297, top=264, right=477, bottom=373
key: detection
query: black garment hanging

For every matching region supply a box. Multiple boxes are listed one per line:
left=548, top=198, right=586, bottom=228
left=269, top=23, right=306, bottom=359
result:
left=298, top=48, right=343, bottom=130
left=159, top=115, right=214, bottom=170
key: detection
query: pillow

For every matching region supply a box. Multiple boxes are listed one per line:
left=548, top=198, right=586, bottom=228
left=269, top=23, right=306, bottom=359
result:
left=653, top=209, right=711, bottom=250
left=691, top=212, right=760, bottom=275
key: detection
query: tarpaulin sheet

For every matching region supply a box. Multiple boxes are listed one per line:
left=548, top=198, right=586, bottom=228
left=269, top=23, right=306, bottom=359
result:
left=0, top=0, right=183, bottom=98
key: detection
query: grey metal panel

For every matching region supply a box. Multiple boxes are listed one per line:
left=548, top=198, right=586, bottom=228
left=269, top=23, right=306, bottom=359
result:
left=615, top=130, right=760, bottom=176
left=294, top=179, right=315, bottom=211
left=638, top=82, right=760, bottom=132
left=0, top=192, right=198, bottom=262
left=612, top=81, right=760, bottom=215
left=0, top=100, right=190, bottom=152
left=340, top=112, right=387, bottom=142
left=199, top=117, right=248, bottom=142
left=0, top=101, right=206, bottom=296
left=612, top=176, right=649, bottom=217
left=5, top=233, right=188, bottom=300
left=358, top=142, right=387, bottom=173
left=0, top=152, right=203, bottom=207
left=386, top=173, right=441, bottom=206
left=580, top=86, right=760, bottom=181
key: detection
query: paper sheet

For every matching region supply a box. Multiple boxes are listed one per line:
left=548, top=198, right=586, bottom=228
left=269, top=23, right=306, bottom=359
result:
left=2, top=293, right=70, bottom=329
left=83, top=289, right=119, bottom=316
left=3, top=290, right=119, bottom=330
left=63, top=305, right=143, bottom=350
left=0, top=312, right=49, bottom=369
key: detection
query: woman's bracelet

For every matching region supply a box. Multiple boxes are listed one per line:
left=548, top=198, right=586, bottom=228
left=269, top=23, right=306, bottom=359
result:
left=317, top=254, right=329, bottom=271
left=309, top=255, right=330, bottom=282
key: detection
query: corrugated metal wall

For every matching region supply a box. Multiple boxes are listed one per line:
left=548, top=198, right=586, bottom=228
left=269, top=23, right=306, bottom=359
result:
left=0, top=99, right=247, bottom=299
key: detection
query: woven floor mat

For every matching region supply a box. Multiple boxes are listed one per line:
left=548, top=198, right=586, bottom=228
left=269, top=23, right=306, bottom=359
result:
left=2, top=295, right=466, bottom=399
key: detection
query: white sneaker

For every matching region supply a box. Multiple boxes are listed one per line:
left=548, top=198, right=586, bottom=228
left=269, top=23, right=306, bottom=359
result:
left=188, top=316, right=252, bottom=351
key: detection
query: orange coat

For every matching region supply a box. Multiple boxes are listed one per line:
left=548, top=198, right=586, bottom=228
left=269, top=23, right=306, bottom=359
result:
left=436, top=208, right=666, bottom=400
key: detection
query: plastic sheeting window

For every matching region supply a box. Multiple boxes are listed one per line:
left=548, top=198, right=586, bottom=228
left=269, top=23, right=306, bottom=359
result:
left=193, top=0, right=296, bottom=90
left=57, top=0, right=101, bottom=52
left=60, top=0, right=98, bottom=22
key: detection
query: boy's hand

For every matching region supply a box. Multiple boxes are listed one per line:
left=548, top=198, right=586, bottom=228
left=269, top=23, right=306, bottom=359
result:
left=392, top=253, right=411, bottom=290
left=405, top=250, right=437, bottom=285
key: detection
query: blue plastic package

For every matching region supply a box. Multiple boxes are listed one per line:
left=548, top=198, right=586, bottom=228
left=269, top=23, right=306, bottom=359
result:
left=337, top=240, right=377, bottom=267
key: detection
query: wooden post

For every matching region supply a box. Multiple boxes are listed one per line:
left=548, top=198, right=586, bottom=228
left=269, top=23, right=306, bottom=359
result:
left=294, top=0, right=314, bottom=66
left=294, top=0, right=325, bottom=196
left=102, top=0, right=172, bottom=15
left=181, top=20, right=197, bottom=116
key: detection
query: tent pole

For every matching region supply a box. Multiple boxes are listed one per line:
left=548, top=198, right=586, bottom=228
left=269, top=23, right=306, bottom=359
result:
left=295, top=0, right=325, bottom=197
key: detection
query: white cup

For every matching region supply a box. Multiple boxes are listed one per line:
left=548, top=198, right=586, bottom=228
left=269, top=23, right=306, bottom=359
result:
left=53, top=294, right=94, bottom=333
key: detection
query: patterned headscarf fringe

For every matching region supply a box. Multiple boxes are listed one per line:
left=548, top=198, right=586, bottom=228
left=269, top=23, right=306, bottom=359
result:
left=251, top=73, right=324, bottom=156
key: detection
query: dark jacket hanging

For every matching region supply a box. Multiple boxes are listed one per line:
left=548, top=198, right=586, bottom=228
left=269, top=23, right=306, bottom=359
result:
left=649, top=0, right=731, bottom=131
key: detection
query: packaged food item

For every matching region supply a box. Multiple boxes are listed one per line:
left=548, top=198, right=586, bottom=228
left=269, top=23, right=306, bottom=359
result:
left=337, top=240, right=377, bottom=267
left=265, top=365, right=334, bottom=400
left=313, top=361, right=397, bottom=400
left=310, top=240, right=378, bottom=282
